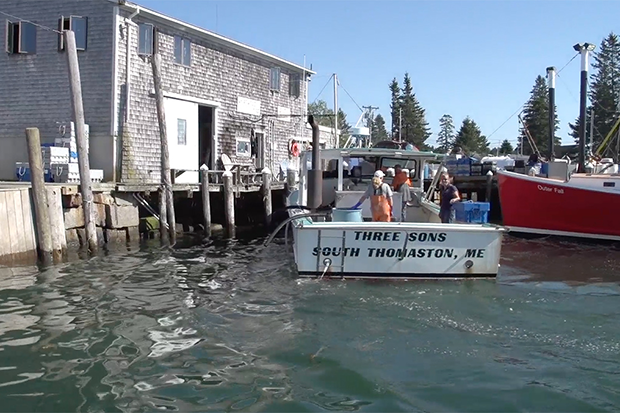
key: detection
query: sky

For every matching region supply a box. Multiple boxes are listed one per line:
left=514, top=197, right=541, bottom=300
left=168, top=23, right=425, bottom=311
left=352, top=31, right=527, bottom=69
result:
left=139, top=0, right=620, bottom=149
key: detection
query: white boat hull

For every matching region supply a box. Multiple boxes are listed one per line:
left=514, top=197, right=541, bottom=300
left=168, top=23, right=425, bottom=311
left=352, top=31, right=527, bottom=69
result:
left=291, top=220, right=504, bottom=279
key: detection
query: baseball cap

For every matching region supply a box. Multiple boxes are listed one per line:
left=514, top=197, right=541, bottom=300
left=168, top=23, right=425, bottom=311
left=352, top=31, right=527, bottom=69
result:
left=374, top=170, right=385, bottom=178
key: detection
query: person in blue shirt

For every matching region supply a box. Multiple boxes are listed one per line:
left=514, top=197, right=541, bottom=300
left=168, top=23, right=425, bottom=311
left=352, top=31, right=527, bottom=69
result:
left=439, top=172, right=460, bottom=223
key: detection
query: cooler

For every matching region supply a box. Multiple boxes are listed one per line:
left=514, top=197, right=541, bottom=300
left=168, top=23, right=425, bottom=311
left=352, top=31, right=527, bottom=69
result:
left=453, top=201, right=490, bottom=224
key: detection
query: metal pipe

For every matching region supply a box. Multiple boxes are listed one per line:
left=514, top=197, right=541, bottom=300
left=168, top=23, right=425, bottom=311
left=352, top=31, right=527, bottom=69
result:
left=574, top=42, right=595, bottom=173
left=333, top=73, right=338, bottom=147
left=546, top=66, right=556, bottom=161
left=307, top=115, right=322, bottom=210
left=125, top=7, right=140, bottom=124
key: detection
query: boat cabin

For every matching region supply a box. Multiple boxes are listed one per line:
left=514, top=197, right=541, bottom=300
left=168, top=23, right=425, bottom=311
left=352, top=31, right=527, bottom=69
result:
left=297, top=148, right=444, bottom=222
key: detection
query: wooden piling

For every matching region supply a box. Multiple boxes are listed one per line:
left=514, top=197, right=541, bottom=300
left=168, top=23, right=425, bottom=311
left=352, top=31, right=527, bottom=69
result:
left=485, top=171, right=493, bottom=203
left=46, top=187, right=67, bottom=262
left=64, top=30, right=97, bottom=252
left=262, top=168, right=272, bottom=228
left=201, top=168, right=211, bottom=237
left=223, top=171, right=235, bottom=238
left=151, top=53, right=177, bottom=243
left=159, top=186, right=168, bottom=243
left=24, top=128, right=53, bottom=264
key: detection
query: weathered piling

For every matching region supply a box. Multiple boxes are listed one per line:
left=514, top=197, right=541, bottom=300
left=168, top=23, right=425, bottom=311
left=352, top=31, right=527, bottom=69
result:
left=201, top=168, right=211, bottom=237
left=24, top=127, right=53, bottom=264
left=46, top=187, right=67, bottom=261
left=262, top=168, right=272, bottom=228
left=223, top=171, right=235, bottom=238
left=151, top=53, right=176, bottom=243
left=485, top=171, right=493, bottom=203
left=65, top=30, right=98, bottom=252
left=159, top=186, right=168, bottom=242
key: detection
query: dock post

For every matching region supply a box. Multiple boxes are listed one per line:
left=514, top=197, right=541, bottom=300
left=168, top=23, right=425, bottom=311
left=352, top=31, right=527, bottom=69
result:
left=65, top=30, right=97, bottom=252
left=200, top=167, right=211, bottom=237
left=151, top=53, right=176, bottom=243
left=485, top=170, right=493, bottom=203
left=46, top=187, right=67, bottom=262
left=262, top=168, right=272, bottom=228
left=223, top=171, right=235, bottom=238
left=25, top=127, right=53, bottom=264
left=159, top=186, right=168, bottom=243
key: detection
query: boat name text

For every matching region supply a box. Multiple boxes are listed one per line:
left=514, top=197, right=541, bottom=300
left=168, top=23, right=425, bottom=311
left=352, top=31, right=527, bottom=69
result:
left=353, top=231, right=447, bottom=243
left=537, top=185, right=564, bottom=194
left=312, top=247, right=486, bottom=260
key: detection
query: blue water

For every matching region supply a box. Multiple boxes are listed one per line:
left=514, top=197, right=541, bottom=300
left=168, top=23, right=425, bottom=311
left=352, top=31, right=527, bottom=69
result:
left=0, top=236, right=619, bottom=412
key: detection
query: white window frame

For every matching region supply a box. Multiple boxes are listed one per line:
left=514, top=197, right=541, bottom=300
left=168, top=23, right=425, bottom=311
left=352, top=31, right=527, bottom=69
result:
left=174, top=35, right=191, bottom=67
left=137, top=22, right=155, bottom=56
left=177, top=118, right=187, bottom=145
left=270, top=67, right=281, bottom=92
left=58, top=15, right=88, bottom=51
left=6, top=20, right=37, bottom=54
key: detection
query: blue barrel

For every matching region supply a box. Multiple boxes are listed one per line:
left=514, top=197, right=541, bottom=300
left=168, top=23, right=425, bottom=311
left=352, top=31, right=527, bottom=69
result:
left=332, top=208, right=363, bottom=222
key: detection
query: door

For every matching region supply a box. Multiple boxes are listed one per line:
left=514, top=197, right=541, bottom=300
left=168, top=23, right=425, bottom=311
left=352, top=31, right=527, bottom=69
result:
left=164, top=97, right=199, bottom=183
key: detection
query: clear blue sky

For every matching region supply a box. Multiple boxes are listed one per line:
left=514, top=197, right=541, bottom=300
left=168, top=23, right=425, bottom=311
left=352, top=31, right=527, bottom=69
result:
left=140, top=0, right=620, bottom=148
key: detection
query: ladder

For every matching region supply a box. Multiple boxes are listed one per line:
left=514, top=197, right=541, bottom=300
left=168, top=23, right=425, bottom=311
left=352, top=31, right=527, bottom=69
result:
left=315, top=230, right=347, bottom=278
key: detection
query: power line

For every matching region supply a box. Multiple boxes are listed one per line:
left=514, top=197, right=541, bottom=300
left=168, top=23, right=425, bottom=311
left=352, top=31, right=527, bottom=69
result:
left=338, top=81, right=364, bottom=113
left=0, top=10, right=62, bottom=34
left=311, top=74, right=333, bottom=105
left=487, top=52, right=580, bottom=140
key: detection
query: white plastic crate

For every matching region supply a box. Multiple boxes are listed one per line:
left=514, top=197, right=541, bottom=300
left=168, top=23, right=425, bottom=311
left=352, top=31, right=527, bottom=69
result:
left=42, top=146, right=69, bottom=165
left=51, top=163, right=103, bottom=183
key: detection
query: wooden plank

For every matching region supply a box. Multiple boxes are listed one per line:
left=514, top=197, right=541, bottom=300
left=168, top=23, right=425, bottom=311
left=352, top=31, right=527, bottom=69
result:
left=6, top=191, right=20, bottom=254
left=0, top=192, right=10, bottom=257
left=20, top=189, right=37, bottom=254
left=11, top=189, right=27, bottom=254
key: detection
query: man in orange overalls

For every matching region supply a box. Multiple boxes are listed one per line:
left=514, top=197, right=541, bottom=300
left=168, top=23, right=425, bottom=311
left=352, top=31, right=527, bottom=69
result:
left=351, top=170, right=393, bottom=221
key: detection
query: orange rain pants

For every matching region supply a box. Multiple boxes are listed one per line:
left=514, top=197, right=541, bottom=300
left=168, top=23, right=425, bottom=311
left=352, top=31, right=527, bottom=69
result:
left=371, top=194, right=392, bottom=222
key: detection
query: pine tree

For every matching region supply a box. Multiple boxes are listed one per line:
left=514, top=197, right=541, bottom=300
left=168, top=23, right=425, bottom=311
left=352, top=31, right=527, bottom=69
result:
left=389, top=78, right=401, bottom=138
left=437, top=114, right=455, bottom=153
left=569, top=32, right=620, bottom=153
left=519, top=75, right=560, bottom=156
left=453, top=117, right=490, bottom=155
left=308, top=100, right=334, bottom=128
left=371, top=114, right=389, bottom=143
left=499, top=139, right=514, bottom=155
left=399, top=73, right=431, bottom=147
left=338, top=108, right=351, bottom=146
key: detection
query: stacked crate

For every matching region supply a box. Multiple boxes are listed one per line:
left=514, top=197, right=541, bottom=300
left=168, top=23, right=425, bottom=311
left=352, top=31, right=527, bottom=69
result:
left=51, top=122, right=103, bottom=183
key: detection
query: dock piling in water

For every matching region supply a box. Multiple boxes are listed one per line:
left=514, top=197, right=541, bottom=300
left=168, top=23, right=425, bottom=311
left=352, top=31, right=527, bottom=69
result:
left=262, top=168, right=272, bottom=228
left=201, top=168, right=212, bottom=238
left=223, top=171, right=235, bottom=238
left=25, top=127, right=53, bottom=264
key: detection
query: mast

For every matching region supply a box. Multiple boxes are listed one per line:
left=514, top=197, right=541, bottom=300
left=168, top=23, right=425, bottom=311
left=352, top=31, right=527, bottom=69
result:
left=546, top=66, right=556, bottom=161
left=333, top=73, right=338, bottom=147
left=573, top=42, right=595, bottom=173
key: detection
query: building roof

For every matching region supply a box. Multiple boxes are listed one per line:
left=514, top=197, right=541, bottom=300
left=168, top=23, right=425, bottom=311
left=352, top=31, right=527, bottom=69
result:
left=116, top=0, right=315, bottom=75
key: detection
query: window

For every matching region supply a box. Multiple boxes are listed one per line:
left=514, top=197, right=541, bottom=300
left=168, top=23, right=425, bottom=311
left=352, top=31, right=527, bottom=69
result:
left=174, top=36, right=191, bottom=66
left=137, top=23, right=155, bottom=56
left=289, top=73, right=300, bottom=98
left=236, top=137, right=251, bottom=157
left=6, top=20, right=37, bottom=54
left=177, top=119, right=187, bottom=145
left=58, top=16, right=88, bottom=51
left=270, top=67, right=280, bottom=91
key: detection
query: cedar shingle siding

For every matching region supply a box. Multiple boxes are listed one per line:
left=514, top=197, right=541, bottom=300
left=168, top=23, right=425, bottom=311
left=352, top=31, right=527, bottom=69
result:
left=0, top=0, right=315, bottom=183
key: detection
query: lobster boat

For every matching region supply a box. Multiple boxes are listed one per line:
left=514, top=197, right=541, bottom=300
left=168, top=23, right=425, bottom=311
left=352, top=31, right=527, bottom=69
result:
left=266, top=134, right=507, bottom=280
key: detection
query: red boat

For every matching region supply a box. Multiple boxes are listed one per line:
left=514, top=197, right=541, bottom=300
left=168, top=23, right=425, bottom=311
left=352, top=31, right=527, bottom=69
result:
left=497, top=170, right=620, bottom=241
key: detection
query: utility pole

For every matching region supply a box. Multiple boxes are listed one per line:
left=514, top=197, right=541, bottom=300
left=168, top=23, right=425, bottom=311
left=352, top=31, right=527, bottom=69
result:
left=399, top=108, right=402, bottom=143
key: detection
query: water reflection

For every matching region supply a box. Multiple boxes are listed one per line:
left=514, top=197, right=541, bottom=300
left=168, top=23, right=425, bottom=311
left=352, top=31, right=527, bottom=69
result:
left=0, top=236, right=618, bottom=411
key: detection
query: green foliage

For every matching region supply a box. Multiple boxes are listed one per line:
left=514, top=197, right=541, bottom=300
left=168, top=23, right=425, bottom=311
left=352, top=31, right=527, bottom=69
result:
left=500, top=139, right=514, bottom=155
left=388, top=74, right=431, bottom=147
left=453, top=117, right=490, bottom=155
left=437, top=114, right=455, bottom=153
left=371, top=114, right=389, bottom=143
left=519, top=75, right=560, bottom=156
left=307, top=100, right=351, bottom=147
